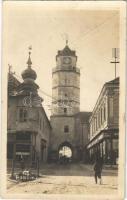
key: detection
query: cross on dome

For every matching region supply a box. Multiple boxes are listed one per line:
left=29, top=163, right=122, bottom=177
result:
left=27, top=46, right=32, bottom=68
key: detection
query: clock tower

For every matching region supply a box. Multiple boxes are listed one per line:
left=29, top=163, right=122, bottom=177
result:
left=52, top=42, right=80, bottom=116
left=50, top=43, right=80, bottom=161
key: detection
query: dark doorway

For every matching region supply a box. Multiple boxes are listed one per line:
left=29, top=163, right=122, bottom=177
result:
left=7, top=143, right=14, bottom=159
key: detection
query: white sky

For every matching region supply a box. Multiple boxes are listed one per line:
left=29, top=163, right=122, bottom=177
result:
left=3, top=2, right=120, bottom=118
left=59, top=146, right=72, bottom=157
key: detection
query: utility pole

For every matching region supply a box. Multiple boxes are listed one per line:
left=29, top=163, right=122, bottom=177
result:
left=110, top=48, right=120, bottom=79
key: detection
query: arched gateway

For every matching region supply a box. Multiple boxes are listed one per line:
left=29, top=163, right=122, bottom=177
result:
left=58, top=141, right=73, bottom=162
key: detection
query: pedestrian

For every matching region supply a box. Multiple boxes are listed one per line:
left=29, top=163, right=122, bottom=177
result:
left=94, top=158, right=103, bottom=184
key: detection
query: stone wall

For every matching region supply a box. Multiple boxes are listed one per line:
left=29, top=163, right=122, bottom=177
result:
left=50, top=116, right=75, bottom=151
left=52, top=70, right=80, bottom=115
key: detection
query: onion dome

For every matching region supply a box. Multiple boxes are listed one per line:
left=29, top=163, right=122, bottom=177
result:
left=21, top=51, right=37, bottom=81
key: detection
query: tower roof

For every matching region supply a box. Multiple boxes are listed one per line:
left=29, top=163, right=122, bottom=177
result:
left=57, top=44, right=76, bottom=57
left=106, top=77, right=119, bottom=85
left=21, top=51, right=37, bottom=80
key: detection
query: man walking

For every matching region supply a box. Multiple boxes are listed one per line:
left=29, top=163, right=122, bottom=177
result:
left=94, top=158, right=103, bottom=184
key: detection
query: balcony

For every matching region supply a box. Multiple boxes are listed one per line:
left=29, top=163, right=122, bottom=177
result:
left=52, top=66, right=80, bottom=74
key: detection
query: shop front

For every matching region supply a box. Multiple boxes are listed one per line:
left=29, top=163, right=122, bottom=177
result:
left=87, top=129, right=118, bottom=164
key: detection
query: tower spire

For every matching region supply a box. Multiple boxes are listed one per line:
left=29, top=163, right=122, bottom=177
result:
left=27, top=46, right=32, bottom=68
left=65, top=34, right=68, bottom=46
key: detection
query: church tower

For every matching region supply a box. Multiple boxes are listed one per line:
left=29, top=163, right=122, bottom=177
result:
left=50, top=42, right=80, bottom=161
left=52, top=41, right=80, bottom=116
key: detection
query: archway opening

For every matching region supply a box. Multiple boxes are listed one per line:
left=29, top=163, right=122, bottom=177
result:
left=58, top=142, right=73, bottom=164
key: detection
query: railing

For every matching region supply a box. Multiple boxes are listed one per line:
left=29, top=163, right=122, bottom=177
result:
left=52, top=66, right=80, bottom=73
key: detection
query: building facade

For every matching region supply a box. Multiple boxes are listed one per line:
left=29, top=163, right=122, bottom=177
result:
left=86, top=78, right=119, bottom=164
left=74, top=112, right=91, bottom=162
left=7, top=52, right=51, bottom=167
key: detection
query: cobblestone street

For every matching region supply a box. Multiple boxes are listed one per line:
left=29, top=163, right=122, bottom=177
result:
left=7, top=164, right=118, bottom=195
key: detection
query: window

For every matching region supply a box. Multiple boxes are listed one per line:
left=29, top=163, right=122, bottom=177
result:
left=40, top=118, right=42, bottom=130
left=64, top=108, right=67, bottom=114
left=97, top=113, right=99, bottom=128
left=64, top=125, right=69, bottom=133
left=43, top=119, right=45, bottom=130
left=101, top=108, right=103, bottom=124
left=7, top=143, right=13, bottom=159
left=109, top=97, right=114, bottom=117
left=19, top=108, right=27, bottom=122
left=16, top=133, right=30, bottom=141
left=104, top=105, right=106, bottom=121
left=95, top=117, right=97, bottom=130
left=16, top=144, right=30, bottom=152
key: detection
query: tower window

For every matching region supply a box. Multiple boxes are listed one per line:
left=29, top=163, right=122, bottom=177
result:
left=64, top=125, right=69, bottom=133
left=64, top=108, right=67, bottom=114
left=19, top=108, right=27, bottom=122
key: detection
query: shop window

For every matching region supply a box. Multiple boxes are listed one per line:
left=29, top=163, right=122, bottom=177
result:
left=101, top=108, right=103, bottom=124
left=16, top=144, right=30, bottom=152
left=113, top=139, right=118, bottom=150
left=16, top=133, right=31, bottom=141
left=7, top=143, right=13, bottom=159
left=19, top=108, right=27, bottom=122
left=64, top=125, right=69, bottom=133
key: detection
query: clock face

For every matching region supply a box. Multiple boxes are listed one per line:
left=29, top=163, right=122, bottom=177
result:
left=63, top=57, right=71, bottom=64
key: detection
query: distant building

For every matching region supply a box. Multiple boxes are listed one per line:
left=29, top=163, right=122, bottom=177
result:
left=7, top=52, right=51, bottom=166
left=86, top=78, right=119, bottom=164
left=74, top=112, right=91, bottom=162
